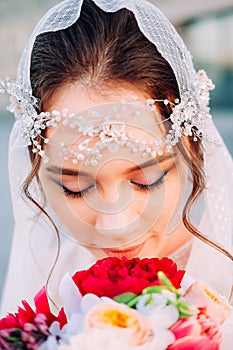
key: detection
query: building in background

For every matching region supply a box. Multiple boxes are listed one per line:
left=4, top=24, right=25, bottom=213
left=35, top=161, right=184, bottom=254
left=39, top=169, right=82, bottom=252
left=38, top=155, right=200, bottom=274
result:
left=0, top=0, right=232, bottom=299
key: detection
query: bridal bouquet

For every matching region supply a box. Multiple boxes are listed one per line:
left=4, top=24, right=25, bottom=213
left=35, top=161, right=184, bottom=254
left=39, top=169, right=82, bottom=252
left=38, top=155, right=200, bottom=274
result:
left=0, top=257, right=231, bottom=349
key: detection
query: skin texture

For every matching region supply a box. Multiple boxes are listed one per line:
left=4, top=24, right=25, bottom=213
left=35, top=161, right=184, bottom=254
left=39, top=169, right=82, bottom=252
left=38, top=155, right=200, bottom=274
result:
left=39, top=83, right=193, bottom=260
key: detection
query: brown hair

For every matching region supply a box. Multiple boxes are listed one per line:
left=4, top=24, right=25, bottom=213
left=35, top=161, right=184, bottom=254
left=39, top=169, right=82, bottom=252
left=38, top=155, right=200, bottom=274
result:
left=24, top=0, right=232, bottom=267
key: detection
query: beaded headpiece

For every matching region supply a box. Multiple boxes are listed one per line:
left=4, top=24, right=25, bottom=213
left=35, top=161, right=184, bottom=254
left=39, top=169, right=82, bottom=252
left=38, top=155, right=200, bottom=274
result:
left=0, top=69, right=214, bottom=165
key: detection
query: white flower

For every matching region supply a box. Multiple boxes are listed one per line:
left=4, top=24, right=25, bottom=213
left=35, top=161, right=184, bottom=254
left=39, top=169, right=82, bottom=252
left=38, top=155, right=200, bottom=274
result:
left=136, top=293, right=167, bottom=316
left=41, top=274, right=111, bottom=349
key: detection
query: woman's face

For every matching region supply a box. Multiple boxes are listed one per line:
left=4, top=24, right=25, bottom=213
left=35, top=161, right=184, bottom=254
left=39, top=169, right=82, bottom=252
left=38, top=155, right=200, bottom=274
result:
left=39, top=83, right=192, bottom=260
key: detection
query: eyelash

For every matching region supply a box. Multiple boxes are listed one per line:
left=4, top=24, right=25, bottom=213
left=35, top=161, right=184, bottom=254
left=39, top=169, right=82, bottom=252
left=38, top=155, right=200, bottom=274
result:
left=61, top=171, right=168, bottom=198
left=62, top=184, right=95, bottom=198
left=131, top=171, right=168, bottom=192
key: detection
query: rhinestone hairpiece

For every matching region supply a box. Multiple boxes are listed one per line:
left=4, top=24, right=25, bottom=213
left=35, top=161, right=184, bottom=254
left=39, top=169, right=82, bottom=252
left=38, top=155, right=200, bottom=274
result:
left=0, top=70, right=214, bottom=165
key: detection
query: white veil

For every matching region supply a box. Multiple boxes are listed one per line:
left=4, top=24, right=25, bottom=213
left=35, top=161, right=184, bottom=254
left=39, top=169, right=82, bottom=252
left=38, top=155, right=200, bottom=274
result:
left=1, top=0, right=232, bottom=316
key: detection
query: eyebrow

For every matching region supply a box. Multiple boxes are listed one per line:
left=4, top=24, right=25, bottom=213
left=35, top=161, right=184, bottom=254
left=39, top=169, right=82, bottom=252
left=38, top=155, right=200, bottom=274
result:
left=125, top=153, right=176, bottom=174
left=46, top=153, right=176, bottom=177
left=46, top=166, right=90, bottom=177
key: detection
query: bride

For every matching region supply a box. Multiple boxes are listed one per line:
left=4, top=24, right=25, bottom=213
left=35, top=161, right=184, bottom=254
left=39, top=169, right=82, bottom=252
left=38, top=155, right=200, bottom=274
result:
left=0, top=0, right=232, bottom=316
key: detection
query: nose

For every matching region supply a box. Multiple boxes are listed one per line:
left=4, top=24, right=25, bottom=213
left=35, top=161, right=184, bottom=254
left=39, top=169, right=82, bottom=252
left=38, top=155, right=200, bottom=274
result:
left=93, top=181, right=141, bottom=241
left=95, top=209, right=141, bottom=241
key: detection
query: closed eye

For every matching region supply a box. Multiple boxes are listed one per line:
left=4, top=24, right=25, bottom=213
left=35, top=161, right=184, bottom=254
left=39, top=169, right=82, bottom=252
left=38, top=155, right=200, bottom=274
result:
left=62, top=184, right=95, bottom=198
left=131, top=170, right=168, bottom=192
left=61, top=170, right=169, bottom=198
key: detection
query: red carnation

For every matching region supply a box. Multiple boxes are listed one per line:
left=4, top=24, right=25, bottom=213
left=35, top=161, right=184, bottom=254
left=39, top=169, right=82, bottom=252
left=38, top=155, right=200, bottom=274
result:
left=72, top=256, right=185, bottom=299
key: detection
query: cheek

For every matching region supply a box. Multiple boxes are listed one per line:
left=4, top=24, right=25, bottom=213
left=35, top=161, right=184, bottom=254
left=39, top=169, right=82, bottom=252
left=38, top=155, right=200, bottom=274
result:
left=63, top=198, right=96, bottom=226
left=53, top=195, right=97, bottom=229
left=39, top=171, right=96, bottom=228
left=136, top=186, right=167, bottom=233
left=168, top=163, right=188, bottom=211
left=146, top=166, right=187, bottom=231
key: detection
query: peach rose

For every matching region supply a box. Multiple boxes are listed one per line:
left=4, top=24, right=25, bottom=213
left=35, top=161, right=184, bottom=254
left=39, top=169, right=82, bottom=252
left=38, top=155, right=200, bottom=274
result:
left=85, top=301, right=151, bottom=346
left=184, top=282, right=230, bottom=325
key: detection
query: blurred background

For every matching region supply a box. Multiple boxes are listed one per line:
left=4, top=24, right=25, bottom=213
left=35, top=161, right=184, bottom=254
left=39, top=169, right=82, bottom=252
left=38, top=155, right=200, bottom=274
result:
left=0, top=0, right=233, bottom=301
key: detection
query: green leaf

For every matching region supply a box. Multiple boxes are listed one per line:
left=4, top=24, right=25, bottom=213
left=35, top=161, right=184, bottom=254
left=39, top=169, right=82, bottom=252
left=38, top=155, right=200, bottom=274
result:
left=157, top=271, right=175, bottom=291
left=5, top=338, right=24, bottom=349
left=177, top=301, right=191, bottom=311
left=114, top=292, right=138, bottom=305
left=169, top=299, right=197, bottom=319
left=145, top=294, right=153, bottom=305
left=6, top=337, right=21, bottom=342
left=114, top=292, right=155, bottom=308
left=179, top=312, right=193, bottom=318
left=175, top=288, right=183, bottom=298
left=142, top=285, right=164, bottom=294
left=126, top=295, right=142, bottom=308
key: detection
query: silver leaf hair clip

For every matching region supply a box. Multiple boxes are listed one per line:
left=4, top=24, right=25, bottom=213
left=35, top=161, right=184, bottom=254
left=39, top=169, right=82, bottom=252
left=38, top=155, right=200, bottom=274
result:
left=0, top=77, right=39, bottom=117
left=0, top=70, right=214, bottom=165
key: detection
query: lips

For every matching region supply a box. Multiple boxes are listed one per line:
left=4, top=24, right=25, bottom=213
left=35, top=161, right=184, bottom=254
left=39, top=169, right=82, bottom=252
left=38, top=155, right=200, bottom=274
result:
left=102, top=241, right=145, bottom=259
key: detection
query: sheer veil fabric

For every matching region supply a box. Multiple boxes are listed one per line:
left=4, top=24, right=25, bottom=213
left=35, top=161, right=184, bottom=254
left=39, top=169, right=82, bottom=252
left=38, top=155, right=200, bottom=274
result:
left=1, top=0, right=232, bottom=315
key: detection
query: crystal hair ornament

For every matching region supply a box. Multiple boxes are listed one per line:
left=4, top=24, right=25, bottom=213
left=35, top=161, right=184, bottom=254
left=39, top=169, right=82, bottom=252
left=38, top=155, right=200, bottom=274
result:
left=0, top=69, right=214, bottom=165
left=0, top=77, right=39, bottom=117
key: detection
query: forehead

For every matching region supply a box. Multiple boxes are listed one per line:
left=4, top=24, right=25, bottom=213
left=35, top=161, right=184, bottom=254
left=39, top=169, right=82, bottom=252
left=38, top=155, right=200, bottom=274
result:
left=45, top=102, right=165, bottom=138
left=45, top=83, right=151, bottom=112
left=41, top=83, right=170, bottom=167
left=43, top=101, right=167, bottom=167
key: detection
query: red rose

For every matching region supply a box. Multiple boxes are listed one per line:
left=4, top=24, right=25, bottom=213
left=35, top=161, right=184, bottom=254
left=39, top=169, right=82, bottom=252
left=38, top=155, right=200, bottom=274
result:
left=72, top=256, right=185, bottom=298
